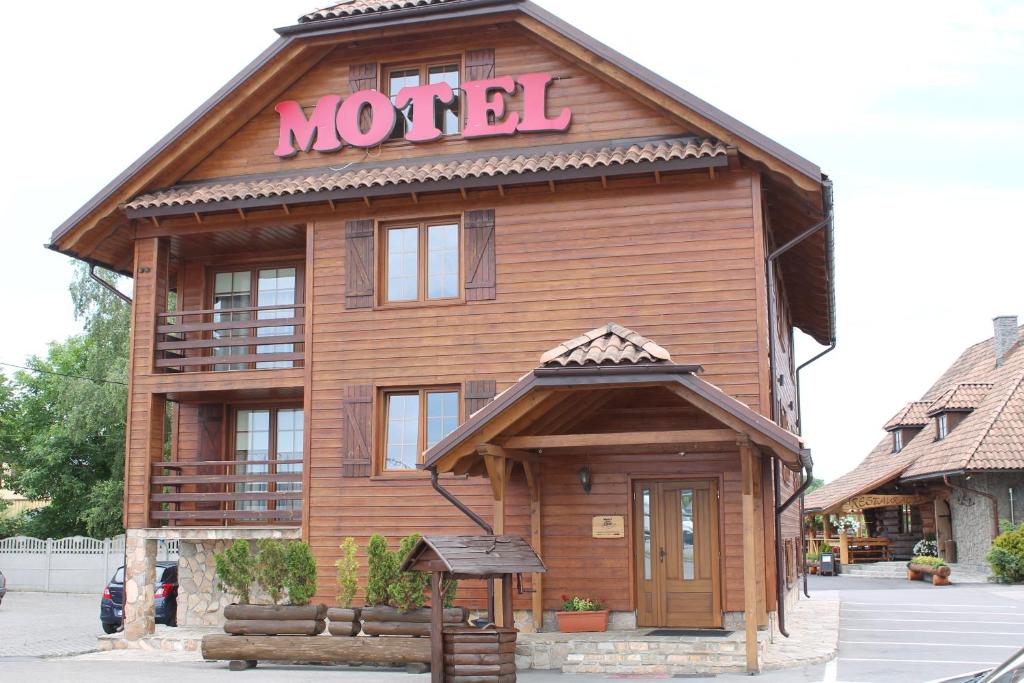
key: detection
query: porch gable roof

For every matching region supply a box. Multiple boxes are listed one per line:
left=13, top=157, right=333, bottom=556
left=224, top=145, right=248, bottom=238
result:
left=400, top=534, right=546, bottom=577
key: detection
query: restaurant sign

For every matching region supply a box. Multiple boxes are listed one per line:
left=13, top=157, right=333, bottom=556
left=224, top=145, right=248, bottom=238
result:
left=274, top=71, right=571, bottom=158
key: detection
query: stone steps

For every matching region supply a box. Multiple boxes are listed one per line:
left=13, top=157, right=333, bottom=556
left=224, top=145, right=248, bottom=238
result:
left=516, top=630, right=759, bottom=675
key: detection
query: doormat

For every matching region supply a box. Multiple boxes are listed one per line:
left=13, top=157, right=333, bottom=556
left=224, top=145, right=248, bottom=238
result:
left=645, top=629, right=733, bottom=637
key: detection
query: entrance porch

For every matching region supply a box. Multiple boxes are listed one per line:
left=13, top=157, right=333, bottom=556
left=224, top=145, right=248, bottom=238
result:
left=422, top=323, right=809, bottom=672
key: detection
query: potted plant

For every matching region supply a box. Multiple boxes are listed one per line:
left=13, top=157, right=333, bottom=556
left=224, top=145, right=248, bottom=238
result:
left=217, top=539, right=327, bottom=635
left=907, top=555, right=952, bottom=585
left=556, top=595, right=609, bottom=633
left=806, top=549, right=821, bottom=574
left=327, top=537, right=362, bottom=636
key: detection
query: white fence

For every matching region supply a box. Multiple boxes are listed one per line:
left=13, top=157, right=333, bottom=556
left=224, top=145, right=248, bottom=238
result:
left=0, top=535, right=179, bottom=593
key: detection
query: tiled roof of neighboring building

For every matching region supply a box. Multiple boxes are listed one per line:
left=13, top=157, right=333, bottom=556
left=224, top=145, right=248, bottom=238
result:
left=811, top=325, right=1024, bottom=509
left=539, top=322, right=672, bottom=367
left=300, top=0, right=459, bottom=23
left=925, top=383, right=994, bottom=416
left=883, top=401, right=931, bottom=430
left=125, top=137, right=727, bottom=211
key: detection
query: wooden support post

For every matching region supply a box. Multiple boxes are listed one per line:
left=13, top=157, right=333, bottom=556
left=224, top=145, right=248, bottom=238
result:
left=739, top=435, right=760, bottom=673
left=839, top=529, right=849, bottom=566
left=484, top=454, right=511, bottom=626
left=501, top=573, right=514, bottom=630
left=524, top=461, right=543, bottom=631
left=430, top=572, right=443, bottom=683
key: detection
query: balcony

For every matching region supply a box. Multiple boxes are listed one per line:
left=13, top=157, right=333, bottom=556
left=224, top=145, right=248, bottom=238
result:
left=155, top=303, right=305, bottom=373
left=151, top=458, right=303, bottom=526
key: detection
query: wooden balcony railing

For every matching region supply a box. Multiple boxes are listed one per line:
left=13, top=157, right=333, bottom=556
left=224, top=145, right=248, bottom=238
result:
left=155, top=303, right=305, bottom=373
left=150, top=459, right=303, bottom=526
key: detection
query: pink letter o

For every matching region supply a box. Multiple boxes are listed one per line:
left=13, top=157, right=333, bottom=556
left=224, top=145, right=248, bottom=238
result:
left=337, top=90, right=396, bottom=147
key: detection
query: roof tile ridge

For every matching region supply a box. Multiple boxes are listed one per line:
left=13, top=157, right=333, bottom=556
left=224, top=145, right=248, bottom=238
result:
left=962, top=369, right=1024, bottom=471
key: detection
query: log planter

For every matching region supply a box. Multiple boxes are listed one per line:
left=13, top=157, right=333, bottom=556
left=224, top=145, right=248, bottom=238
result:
left=556, top=609, right=610, bottom=633
left=361, top=606, right=469, bottom=637
left=443, top=625, right=518, bottom=683
left=326, top=607, right=362, bottom=636
left=907, top=562, right=952, bottom=585
left=222, top=604, right=327, bottom=636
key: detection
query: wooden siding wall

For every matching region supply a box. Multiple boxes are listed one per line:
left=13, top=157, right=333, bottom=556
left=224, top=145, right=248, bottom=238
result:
left=299, top=170, right=765, bottom=606
left=183, top=25, right=684, bottom=181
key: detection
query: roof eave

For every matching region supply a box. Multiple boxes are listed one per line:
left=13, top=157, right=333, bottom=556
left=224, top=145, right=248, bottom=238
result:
left=277, top=0, right=520, bottom=36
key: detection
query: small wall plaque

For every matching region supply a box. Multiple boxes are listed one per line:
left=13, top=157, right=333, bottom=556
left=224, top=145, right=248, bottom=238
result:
left=592, top=515, right=625, bottom=538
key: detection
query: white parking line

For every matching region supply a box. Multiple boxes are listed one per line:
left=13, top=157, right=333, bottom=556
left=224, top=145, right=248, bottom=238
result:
left=823, top=658, right=837, bottom=682
left=842, top=608, right=1024, bottom=616
left=840, top=640, right=1019, bottom=649
left=839, top=618, right=1024, bottom=626
left=841, top=658, right=1002, bottom=665
left=843, top=627, right=1024, bottom=636
left=843, top=602, right=1019, bottom=609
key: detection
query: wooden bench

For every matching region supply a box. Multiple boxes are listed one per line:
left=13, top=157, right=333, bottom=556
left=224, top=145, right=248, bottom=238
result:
left=846, top=537, right=892, bottom=563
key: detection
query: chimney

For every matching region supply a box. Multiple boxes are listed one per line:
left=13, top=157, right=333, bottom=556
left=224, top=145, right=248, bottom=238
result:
left=994, top=315, right=1020, bottom=367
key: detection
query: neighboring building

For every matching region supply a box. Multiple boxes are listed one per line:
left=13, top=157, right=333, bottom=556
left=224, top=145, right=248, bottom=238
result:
left=806, top=316, right=1024, bottom=569
left=0, top=467, right=48, bottom=519
left=45, top=0, right=834, bottom=671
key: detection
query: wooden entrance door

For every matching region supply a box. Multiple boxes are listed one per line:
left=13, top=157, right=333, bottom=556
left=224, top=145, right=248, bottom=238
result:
left=634, top=480, right=721, bottom=628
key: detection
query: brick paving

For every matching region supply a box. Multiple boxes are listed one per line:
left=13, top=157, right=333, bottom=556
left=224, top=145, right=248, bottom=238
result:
left=0, top=591, right=101, bottom=658
left=762, top=591, right=840, bottom=670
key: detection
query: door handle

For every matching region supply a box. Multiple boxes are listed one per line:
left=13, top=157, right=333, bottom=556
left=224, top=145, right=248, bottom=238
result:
left=659, top=547, right=666, bottom=562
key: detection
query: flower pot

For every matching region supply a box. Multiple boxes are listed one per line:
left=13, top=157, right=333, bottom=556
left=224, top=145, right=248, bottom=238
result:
left=222, top=603, right=327, bottom=636
left=556, top=609, right=609, bottom=633
left=326, top=607, right=362, bottom=636
left=361, top=606, right=468, bottom=637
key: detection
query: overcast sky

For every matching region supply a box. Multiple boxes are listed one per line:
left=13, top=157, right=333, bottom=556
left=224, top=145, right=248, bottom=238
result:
left=0, top=1, right=1021, bottom=482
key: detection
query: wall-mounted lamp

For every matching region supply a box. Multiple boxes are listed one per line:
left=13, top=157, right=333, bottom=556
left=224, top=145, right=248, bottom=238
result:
left=578, top=466, right=592, bottom=494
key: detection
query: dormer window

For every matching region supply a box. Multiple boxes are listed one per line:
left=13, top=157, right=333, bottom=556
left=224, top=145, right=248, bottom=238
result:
left=893, top=429, right=904, bottom=453
left=936, top=413, right=949, bottom=440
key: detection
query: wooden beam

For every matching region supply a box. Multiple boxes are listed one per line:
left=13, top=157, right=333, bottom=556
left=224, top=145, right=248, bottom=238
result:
left=739, top=435, right=760, bottom=673
left=500, top=429, right=734, bottom=449
left=483, top=453, right=513, bottom=628
left=430, top=572, right=442, bottom=683
left=524, top=460, right=543, bottom=631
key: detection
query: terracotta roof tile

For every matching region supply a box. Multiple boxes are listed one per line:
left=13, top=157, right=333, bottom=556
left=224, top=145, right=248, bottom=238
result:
left=925, top=383, right=994, bottom=416
left=126, top=137, right=727, bottom=211
left=809, top=325, right=1024, bottom=508
left=300, top=0, right=458, bottom=23
left=539, top=322, right=672, bottom=367
left=883, top=401, right=930, bottom=430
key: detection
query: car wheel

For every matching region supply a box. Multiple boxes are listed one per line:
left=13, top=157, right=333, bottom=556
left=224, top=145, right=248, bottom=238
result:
left=102, top=622, right=119, bottom=635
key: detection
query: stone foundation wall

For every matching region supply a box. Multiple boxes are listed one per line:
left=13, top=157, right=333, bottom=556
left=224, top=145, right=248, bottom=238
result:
left=177, top=540, right=233, bottom=627
left=950, top=473, right=1024, bottom=567
left=123, top=529, right=156, bottom=640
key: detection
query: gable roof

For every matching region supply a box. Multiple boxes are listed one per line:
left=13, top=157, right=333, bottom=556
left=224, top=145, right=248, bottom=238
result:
left=538, top=322, right=672, bottom=367
left=301, top=0, right=463, bottom=23
left=400, top=534, right=546, bottom=576
left=808, top=324, right=1024, bottom=510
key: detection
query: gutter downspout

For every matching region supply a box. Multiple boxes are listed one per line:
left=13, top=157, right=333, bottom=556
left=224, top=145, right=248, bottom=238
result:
left=431, top=468, right=496, bottom=620
left=89, top=263, right=132, bottom=305
left=944, top=474, right=999, bottom=540
left=774, top=450, right=814, bottom=638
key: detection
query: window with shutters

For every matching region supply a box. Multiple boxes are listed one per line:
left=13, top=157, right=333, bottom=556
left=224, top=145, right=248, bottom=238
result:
left=381, top=218, right=461, bottom=303
left=386, top=60, right=461, bottom=140
left=380, top=386, right=461, bottom=472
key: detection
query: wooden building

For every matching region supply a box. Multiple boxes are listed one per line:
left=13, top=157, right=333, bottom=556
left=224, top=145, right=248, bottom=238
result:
left=807, top=317, right=1023, bottom=571
left=47, top=0, right=834, bottom=671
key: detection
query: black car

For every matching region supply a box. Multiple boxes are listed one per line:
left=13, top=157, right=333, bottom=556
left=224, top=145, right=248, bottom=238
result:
left=100, top=561, right=178, bottom=634
left=0, top=568, right=6, bottom=606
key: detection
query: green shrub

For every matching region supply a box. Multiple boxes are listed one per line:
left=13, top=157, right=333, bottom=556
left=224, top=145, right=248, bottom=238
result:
left=366, top=534, right=399, bottom=607
left=910, top=555, right=947, bottom=568
left=254, top=539, right=289, bottom=605
left=561, top=595, right=602, bottom=612
left=820, top=542, right=833, bottom=555
left=988, top=524, right=1024, bottom=583
left=214, top=539, right=255, bottom=604
left=284, top=541, right=318, bottom=606
left=442, top=576, right=458, bottom=609
left=336, top=537, right=359, bottom=608
left=389, top=533, right=429, bottom=611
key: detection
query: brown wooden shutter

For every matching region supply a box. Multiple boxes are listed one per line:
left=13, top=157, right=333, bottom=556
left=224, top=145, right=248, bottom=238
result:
left=342, top=385, right=373, bottom=477
left=465, top=379, right=497, bottom=416
left=464, top=209, right=496, bottom=301
left=464, top=49, right=495, bottom=81
left=345, top=219, right=375, bottom=309
left=349, top=63, right=378, bottom=133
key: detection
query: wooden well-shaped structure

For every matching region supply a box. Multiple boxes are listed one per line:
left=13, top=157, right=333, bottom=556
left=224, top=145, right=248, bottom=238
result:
left=401, top=535, right=545, bottom=683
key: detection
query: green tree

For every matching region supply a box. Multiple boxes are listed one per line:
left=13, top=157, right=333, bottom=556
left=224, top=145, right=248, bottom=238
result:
left=284, top=541, right=318, bottom=606
left=254, top=539, right=289, bottom=605
left=2, top=264, right=130, bottom=539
